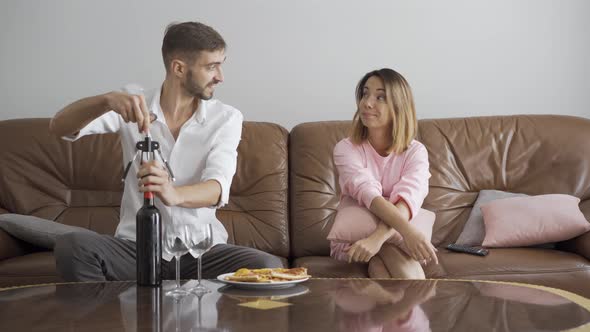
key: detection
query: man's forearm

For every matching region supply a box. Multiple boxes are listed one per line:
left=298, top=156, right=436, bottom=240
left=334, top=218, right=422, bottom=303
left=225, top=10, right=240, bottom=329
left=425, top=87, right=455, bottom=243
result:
left=369, top=196, right=412, bottom=235
left=49, top=94, right=110, bottom=137
left=175, top=180, right=222, bottom=209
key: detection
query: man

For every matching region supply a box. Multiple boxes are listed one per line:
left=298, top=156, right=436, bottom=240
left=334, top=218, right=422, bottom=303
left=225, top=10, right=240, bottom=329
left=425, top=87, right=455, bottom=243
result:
left=49, top=21, right=282, bottom=282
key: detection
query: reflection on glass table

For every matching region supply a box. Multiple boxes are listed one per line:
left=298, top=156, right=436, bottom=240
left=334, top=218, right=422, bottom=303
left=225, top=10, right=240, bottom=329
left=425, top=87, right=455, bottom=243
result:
left=331, top=279, right=437, bottom=332
left=1, top=279, right=590, bottom=331
left=218, top=284, right=310, bottom=301
left=120, top=280, right=226, bottom=331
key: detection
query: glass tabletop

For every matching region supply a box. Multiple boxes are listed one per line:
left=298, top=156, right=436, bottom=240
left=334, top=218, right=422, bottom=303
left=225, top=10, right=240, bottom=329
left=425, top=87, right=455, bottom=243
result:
left=0, top=278, right=588, bottom=331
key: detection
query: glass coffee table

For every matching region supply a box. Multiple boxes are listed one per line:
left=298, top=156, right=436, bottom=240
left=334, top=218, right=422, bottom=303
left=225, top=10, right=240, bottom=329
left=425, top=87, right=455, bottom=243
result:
left=0, top=278, right=589, bottom=331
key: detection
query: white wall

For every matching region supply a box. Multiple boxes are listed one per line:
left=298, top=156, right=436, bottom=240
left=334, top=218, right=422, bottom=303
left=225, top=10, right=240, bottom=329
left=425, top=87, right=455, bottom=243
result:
left=1, top=0, right=589, bottom=129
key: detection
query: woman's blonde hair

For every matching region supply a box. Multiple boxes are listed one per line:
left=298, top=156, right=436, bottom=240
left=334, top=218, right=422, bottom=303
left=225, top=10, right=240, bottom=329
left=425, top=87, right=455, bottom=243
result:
left=350, top=68, right=418, bottom=154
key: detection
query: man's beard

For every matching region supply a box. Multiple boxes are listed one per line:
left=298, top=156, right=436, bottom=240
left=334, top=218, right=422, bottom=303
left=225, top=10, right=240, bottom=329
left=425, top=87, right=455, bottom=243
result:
left=183, top=70, right=214, bottom=100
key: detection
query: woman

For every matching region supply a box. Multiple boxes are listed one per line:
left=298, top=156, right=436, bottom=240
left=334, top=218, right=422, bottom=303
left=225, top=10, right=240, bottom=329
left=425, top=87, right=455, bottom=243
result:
left=330, top=68, right=437, bottom=278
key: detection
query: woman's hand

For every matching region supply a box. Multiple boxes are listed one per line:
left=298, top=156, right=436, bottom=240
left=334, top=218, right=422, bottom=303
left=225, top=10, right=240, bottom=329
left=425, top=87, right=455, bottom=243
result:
left=401, top=225, right=438, bottom=265
left=137, top=160, right=181, bottom=206
left=346, top=237, right=384, bottom=263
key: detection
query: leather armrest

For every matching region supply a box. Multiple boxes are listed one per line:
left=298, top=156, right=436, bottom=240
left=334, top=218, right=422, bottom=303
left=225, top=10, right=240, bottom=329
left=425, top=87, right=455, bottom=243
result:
left=0, top=208, right=37, bottom=260
left=557, top=231, right=590, bottom=261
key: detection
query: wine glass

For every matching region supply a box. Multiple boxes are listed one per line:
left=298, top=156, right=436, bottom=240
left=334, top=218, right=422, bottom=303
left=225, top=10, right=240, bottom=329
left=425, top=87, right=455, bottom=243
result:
left=185, top=223, right=214, bottom=295
left=163, top=225, right=190, bottom=298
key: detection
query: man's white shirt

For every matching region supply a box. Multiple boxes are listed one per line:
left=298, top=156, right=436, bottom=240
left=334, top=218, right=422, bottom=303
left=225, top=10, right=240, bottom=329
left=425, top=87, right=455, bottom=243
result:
left=63, top=84, right=243, bottom=261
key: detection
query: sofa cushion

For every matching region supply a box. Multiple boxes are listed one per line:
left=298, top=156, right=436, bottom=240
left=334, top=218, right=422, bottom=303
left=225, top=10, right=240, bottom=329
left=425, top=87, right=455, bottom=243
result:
left=0, top=214, right=93, bottom=249
left=426, top=248, right=590, bottom=297
left=0, top=251, right=61, bottom=287
left=430, top=247, right=590, bottom=278
left=292, top=256, right=369, bottom=278
left=481, top=194, right=590, bottom=247
left=455, top=190, right=528, bottom=246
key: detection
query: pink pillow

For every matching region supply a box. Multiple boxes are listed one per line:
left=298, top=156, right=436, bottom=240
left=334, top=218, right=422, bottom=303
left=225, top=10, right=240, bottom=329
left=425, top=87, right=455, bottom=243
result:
left=481, top=194, right=590, bottom=247
left=327, top=196, right=435, bottom=252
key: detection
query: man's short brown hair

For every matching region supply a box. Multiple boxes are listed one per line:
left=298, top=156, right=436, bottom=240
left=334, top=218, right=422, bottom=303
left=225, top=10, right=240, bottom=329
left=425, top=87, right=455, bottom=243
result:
left=161, top=22, right=226, bottom=72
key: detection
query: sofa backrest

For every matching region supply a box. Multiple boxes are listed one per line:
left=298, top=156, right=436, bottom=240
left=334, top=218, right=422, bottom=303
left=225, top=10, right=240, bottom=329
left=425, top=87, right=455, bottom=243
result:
left=419, top=114, right=590, bottom=246
left=219, top=121, right=290, bottom=258
left=289, top=115, right=590, bottom=258
left=2, top=115, right=589, bottom=259
left=289, top=121, right=350, bottom=258
left=0, top=119, right=290, bottom=258
left=0, top=119, right=124, bottom=234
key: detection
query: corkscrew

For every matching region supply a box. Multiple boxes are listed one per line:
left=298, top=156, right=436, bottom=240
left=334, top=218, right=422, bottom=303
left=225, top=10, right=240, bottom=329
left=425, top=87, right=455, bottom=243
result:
left=121, top=113, right=175, bottom=183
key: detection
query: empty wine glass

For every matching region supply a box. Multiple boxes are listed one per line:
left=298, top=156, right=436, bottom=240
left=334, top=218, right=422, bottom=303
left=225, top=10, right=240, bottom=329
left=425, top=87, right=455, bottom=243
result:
left=185, top=223, right=213, bottom=295
left=163, top=225, right=190, bottom=298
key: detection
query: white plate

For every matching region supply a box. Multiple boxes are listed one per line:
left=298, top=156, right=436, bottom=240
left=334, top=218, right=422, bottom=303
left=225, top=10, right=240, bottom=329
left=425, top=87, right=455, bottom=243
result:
left=218, top=284, right=309, bottom=299
left=216, top=272, right=310, bottom=289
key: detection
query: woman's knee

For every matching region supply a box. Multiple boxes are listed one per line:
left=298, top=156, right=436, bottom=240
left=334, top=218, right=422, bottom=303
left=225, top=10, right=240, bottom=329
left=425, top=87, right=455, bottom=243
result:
left=377, top=259, right=425, bottom=279
left=395, top=260, right=425, bottom=279
left=371, top=245, right=425, bottom=279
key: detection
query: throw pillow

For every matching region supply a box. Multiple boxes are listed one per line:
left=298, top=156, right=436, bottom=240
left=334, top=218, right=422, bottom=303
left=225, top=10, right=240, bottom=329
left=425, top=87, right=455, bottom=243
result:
left=481, top=194, right=590, bottom=247
left=327, top=196, right=435, bottom=254
left=0, top=214, right=93, bottom=249
left=455, top=190, right=529, bottom=246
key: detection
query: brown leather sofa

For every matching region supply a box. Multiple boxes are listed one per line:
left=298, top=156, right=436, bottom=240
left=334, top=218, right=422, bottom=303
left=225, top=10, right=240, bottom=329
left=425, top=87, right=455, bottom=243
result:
left=1, top=115, right=590, bottom=297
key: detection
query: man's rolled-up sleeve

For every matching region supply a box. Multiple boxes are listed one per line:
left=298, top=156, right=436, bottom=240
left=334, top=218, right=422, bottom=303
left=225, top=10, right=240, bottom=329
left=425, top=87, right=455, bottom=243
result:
left=200, top=111, right=243, bottom=208
left=61, top=111, right=121, bottom=142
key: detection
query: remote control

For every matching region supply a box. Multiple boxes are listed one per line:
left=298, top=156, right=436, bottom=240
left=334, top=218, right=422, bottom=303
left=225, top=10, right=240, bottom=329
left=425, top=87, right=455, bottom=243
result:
left=446, top=243, right=489, bottom=256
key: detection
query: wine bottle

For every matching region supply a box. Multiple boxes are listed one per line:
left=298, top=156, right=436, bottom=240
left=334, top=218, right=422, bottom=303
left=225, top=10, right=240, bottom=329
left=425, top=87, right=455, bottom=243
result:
left=136, top=189, right=162, bottom=286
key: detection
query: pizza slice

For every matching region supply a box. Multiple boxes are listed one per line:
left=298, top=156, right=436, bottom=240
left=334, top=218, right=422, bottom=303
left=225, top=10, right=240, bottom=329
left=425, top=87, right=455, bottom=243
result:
left=225, top=267, right=310, bottom=283
left=270, top=267, right=310, bottom=280
left=225, top=268, right=272, bottom=282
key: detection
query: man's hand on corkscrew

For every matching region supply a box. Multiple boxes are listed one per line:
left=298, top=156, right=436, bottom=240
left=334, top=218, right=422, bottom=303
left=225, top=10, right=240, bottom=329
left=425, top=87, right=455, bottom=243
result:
left=137, top=160, right=180, bottom=206
left=104, top=91, right=156, bottom=134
